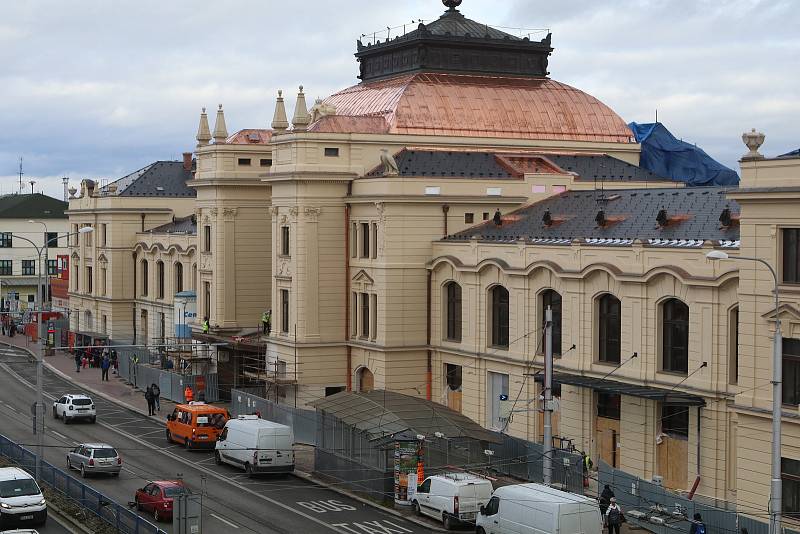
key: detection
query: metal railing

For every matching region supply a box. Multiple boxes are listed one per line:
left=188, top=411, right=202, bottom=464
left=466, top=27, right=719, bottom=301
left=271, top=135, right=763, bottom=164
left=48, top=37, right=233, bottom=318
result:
left=230, top=389, right=317, bottom=445
left=0, top=433, right=166, bottom=534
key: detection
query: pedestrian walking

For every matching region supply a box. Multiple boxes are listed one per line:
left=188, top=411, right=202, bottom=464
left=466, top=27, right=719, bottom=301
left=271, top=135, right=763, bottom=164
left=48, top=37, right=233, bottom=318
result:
left=184, top=385, right=194, bottom=403
left=151, top=383, right=161, bottom=411
left=74, top=352, right=82, bottom=373
left=599, top=484, right=615, bottom=518
left=101, top=355, right=111, bottom=381
left=145, top=386, right=156, bottom=416
left=690, top=513, right=706, bottom=534
left=111, top=350, right=118, bottom=375
left=582, top=451, right=593, bottom=487
left=8, top=319, right=15, bottom=338
left=605, top=498, right=625, bottom=534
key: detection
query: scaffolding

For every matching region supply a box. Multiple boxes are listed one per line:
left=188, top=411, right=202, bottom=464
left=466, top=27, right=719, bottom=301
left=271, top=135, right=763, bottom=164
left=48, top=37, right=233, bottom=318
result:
left=156, top=336, right=215, bottom=375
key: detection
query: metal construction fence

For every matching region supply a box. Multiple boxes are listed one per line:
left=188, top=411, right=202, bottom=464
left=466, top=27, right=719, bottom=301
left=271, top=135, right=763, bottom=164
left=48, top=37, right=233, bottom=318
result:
left=118, top=352, right=219, bottom=403
left=230, top=389, right=317, bottom=445
left=0, top=433, right=166, bottom=534
left=598, top=461, right=792, bottom=534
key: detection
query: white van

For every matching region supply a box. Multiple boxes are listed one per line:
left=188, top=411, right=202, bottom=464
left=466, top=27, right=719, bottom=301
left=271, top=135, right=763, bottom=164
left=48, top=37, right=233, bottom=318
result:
left=412, top=473, right=493, bottom=530
left=476, top=483, right=602, bottom=534
left=0, top=467, right=47, bottom=529
left=214, top=415, right=294, bottom=476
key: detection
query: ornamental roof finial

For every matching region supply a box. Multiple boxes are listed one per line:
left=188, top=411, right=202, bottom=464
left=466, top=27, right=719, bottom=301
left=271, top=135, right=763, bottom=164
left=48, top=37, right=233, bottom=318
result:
left=443, top=0, right=462, bottom=11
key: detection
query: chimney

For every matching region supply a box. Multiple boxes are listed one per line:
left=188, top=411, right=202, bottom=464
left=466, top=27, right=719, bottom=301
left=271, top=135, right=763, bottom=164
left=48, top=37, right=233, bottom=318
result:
left=183, top=152, right=193, bottom=171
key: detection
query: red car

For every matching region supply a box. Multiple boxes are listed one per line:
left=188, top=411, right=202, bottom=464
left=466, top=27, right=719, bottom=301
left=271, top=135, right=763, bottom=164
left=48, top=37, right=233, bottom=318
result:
left=134, top=480, right=188, bottom=522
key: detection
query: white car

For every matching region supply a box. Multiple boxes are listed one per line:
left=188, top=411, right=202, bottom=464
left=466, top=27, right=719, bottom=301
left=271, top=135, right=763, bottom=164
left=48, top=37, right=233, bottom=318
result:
left=0, top=467, right=47, bottom=529
left=52, top=394, right=96, bottom=424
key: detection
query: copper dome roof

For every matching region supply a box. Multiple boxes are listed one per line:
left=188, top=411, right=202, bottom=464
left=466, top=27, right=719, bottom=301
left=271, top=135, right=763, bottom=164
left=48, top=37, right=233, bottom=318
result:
left=320, top=73, right=633, bottom=143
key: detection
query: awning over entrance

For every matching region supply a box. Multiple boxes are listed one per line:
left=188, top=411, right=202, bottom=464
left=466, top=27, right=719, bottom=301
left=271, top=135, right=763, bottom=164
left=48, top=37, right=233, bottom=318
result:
left=535, top=372, right=705, bottom=407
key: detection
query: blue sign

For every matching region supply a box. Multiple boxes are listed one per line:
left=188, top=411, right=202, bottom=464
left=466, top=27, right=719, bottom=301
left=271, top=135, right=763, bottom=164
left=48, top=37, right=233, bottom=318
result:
left=499, top=394, right=509, bottom=401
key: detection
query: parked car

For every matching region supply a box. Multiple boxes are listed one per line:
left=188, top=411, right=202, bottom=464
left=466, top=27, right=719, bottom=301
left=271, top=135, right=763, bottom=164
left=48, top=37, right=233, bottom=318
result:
left=0, top=529, right=40, bottom=533
left=52, top=394, right=96, bottom=424
left=476, top=483, right=602, bottom=534
left=0, top=467, right=47, bottom=529
left=67, top=443, right=121, bottom=478
left=134, top=481, right=188, bottom=523
left=166, top=402, right=229, bottom=449
left=413, top=473, right=493, bottom=530
left=215, top=415, right=294, bottom=476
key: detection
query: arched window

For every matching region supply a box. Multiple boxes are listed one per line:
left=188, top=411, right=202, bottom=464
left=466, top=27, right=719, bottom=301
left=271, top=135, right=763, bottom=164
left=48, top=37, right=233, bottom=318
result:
left=141, top=260, right=149, bottom=297
left=490, top=286, right=510, bottom=348
left=444, top=282, right=462, bottom=342
left=156, top=260, right=165, bottom=299
left=662, top=298, right=689, bottom=373
left=540, top=289, right=562, bottom=356
left=175, top=263, right=184, bottom=293
left=598, top=294, right=621, bottom=363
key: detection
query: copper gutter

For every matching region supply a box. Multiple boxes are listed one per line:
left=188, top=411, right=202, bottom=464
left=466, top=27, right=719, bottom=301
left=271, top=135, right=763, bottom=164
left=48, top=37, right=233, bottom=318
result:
left=426, top=270, right=432, bottom=400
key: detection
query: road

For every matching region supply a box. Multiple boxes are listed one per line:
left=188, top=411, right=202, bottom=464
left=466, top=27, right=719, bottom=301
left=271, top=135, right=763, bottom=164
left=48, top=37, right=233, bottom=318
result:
left=0, top=344, right=435, bottom=534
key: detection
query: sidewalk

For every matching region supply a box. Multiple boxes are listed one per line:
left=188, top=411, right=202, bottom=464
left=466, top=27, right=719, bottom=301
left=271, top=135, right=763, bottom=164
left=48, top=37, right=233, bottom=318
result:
left=0, top=332, right=179, bottom=420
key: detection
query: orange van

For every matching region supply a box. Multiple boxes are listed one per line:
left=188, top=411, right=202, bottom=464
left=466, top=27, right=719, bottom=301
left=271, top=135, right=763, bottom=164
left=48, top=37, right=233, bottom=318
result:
left=165, top=402, right=229, bottom=449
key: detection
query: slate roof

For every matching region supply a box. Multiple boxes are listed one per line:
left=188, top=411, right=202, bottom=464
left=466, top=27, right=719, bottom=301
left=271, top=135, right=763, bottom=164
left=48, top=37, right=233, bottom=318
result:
left=364, top=149, right=674, bottom=183
left=446, top=186, right=740, bottom=245
left=0, top=193, right=67, bottom=219
left=148, top=215, right=197, bottom=235
left=778, top=148, right=800, bottom=159
left=405, top=9, right=522, bottom=41
left=544, top=154, right=674, bottom=183
left=101, top=161, right=196, bottom=198
left=311, top=389, right=500, bottom=444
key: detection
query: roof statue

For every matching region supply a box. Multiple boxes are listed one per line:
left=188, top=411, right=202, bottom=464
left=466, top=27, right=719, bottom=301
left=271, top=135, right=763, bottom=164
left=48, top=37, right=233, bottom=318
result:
left=379, top=148, right=399, bottom=176
left=196, top=107, right=212, bottom=147
left=271, top=90, right=289, bottom=132
left=212, top=104, right=228, bottom=144
left=309, top=98, right=337, bottom=123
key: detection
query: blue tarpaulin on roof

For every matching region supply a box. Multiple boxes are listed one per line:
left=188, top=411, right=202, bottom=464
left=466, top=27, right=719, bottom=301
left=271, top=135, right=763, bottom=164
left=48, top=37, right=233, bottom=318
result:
left=628, top=122, right=739, bottom=186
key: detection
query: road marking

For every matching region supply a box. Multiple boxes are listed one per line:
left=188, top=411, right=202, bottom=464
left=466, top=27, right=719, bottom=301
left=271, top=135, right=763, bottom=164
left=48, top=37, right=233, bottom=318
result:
left=210, top=513, right=240, bottom=528
left=51, top=430, right=69, bottom=440
left=138, top=429, right=165, bottom=437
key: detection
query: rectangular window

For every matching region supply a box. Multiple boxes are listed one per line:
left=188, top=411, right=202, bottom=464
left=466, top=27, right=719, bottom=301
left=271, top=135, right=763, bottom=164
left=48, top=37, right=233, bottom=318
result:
left=203, top=225, right=211, bottom=252
left=238, top=158, right=252, bottom=166
left=47, top=259, right=58, bottom=276
left=361, top=222, right=370, bottom=258
left=71, top=224, right=78, bottom=245
left=73, top=265, right=79, bottom=290
left=0, top=233, right=11, bottom=248
left=83, top=225, right=92, bottom=247
left=281, top=226, right=290, bottom=256
left=100, top=224, right=107, bottom=246
left=324, top=147, right=339, bottom=157
left=157, top=262, right=165, bottom=299
left=101, top=267, right=107, bottom=296
left=783, top=338, right=800, bottom=406
left=464, top=213, right=474, bottom=224
left=552, top=185, right=567, bottom=194
left=784, top=229, right=800, bottom=284
left=0, top=260, right=11, bottom=275
left=729, top=307, right=739, bottom=385
left=661, top=405, right=689, bottom=439
left=22, top=260, right=35, bottom=276
left=46, top=232, right=59, bottom=248
left=203, top=282, right=211, bottom=320
left=86, top=266, right=93, bottom=294
left=281, top=289, right=289, bottom=334
left=482, top=212, right=489, bottom=221
left=782, top=457, right=800, bottom=518
left=487, top=372, right=509, bottom=430
left=532, top=184, right=547, bottom=194
left=597, top=392, right=621, bottom=420
left=141, top=262, right=149, bottom=296
left=351, top=291, right=358, bottom=337
left=101, top=315, right=107, bottom=334
left=360, top=292, right=370, bottom=338
left=325, top=386, right=346, bottom=397
left=371, top=223, right=378, bottom=259
left=351, top=223, right=357, bottom=258
left=370, top=294, right=377, bottom=341
left=260, top=158, right=272, bottom=167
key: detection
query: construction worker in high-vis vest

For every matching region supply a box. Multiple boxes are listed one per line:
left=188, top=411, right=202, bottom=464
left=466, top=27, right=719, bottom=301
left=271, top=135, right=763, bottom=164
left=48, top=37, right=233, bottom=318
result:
left=202, top=317, right=209, bottom=334
left=262, top=309, right=271, bottom=335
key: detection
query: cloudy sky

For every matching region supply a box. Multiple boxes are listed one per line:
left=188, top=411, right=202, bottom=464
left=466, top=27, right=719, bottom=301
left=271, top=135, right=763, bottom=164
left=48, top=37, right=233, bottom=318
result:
left=1, top=0, right=797, bottom=198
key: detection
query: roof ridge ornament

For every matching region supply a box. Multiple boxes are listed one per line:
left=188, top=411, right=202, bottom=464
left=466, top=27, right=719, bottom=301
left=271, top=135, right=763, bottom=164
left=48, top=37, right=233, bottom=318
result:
left=271, top=90, right=289, bottom=132
left=196, top=107, right=211, bottom=148
left=443, top=0, right=462, bottom=11
left=212, top=104, right=228, bottom=144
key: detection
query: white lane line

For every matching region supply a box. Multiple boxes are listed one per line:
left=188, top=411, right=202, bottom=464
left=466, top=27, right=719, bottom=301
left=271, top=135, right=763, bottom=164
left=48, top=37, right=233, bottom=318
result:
left=51, top=430, right=69, bottom=441
left=210, top=513, right=240, bottom=528
left=138, top=429, right=165, bottom=437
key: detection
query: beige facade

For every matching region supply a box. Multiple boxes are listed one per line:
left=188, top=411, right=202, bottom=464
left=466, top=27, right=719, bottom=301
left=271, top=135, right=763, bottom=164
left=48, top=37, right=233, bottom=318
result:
left=67, top=171, right=195, bottom=342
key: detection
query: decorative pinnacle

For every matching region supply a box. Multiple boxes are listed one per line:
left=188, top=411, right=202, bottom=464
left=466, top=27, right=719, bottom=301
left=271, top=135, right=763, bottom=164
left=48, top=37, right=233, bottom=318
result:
left=443, top=0, right=462, bottom=11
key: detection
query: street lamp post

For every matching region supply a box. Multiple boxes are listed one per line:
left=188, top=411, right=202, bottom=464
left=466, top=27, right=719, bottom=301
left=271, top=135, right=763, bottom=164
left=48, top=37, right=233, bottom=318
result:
left=11, top=227, right=93, bottom=482
left=707, top=250, right=782, bottom=534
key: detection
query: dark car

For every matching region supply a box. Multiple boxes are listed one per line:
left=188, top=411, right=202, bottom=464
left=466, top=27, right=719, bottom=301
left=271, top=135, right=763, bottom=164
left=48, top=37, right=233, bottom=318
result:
left=134, top=481, right=188, bottom=522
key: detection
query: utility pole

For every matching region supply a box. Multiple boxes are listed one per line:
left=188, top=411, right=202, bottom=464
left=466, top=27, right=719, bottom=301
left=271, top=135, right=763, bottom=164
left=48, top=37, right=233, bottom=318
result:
left=543, top=305, right=553, bottom=486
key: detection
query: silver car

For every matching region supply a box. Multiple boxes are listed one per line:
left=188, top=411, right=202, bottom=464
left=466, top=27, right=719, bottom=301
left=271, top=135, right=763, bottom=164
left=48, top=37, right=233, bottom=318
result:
left=66, top=443, right=121, bottom=478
